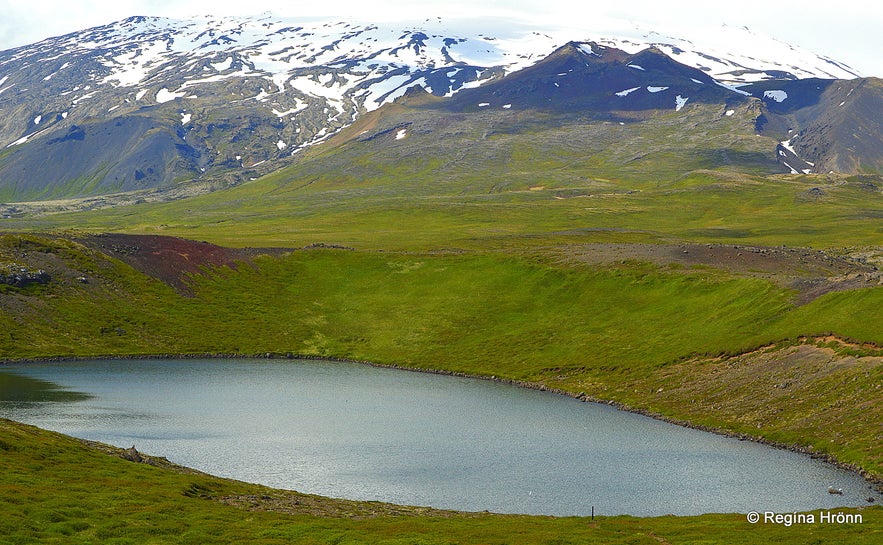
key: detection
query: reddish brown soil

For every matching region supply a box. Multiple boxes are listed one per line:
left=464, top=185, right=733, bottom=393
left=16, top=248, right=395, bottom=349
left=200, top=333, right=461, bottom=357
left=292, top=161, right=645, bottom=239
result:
left=78, top=234, right=289, bottom=294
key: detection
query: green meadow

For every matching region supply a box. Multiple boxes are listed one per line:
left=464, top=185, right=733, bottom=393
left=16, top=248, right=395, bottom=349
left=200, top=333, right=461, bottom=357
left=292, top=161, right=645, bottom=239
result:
left=17, top=166, right=883, bottom=252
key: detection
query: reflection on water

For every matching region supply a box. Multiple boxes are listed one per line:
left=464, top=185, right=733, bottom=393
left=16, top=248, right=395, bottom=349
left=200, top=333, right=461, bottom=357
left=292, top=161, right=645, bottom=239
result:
left=0, top=359, right=877, bottom=517
left=0, top=371, right=92, bottom=405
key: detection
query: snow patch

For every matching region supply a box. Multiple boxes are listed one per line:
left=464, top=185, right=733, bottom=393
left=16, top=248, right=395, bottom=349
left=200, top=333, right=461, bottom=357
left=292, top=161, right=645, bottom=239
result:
left=725, top=110, right=735, bottom=116
left=675, top=95, right=688, bottom=111
left=181, top=112, right=192, bottom=125
left=627, top=64, right=645, bottom=71
left=395, top=129, right=407, bottom=140
left=714, top=80, right=751, bottom=96
left=355, top=72, right=413, bottom=109
left=780, top=137, right=814, bottom=172
left=578, top=43, right=600, bottom=56
left=177, top=68, right=253, bottom=91
left=33, top=116, right=41, bottom=125
left=763, top=90, right=788, bottom=103
left=252, top=88, right=272, bottom=102
left=99, top=41, right=172, bottom=87
left=647, top=86, right=668, bottom=93
left=7, top=135, right=31, bottom=148
left=156, top=87, right=185, bottom=103
left=502, top=104, right=512, bottom=109
left=211, top=56, right=233, bottom=71
left=135, top=89, right=148, bottom=101
left=71, top=91, right=98, bottom=105
left=691, top=78, right=704, bottom=84
left=271, top=72, right=290, bottom=93
left=271, top=101, right=308, bottom=118
left=5, top=126, right=53, bottom=148
left=276, top=140, right=287, bottom=150
left=478, top=102, right=490, bottom=107
left=616, top=86, right=640, bottom=97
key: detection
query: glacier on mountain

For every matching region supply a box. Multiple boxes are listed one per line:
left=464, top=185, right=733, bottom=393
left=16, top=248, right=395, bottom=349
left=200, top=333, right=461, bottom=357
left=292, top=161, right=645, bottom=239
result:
left=0, top=12, right=870, bottom=197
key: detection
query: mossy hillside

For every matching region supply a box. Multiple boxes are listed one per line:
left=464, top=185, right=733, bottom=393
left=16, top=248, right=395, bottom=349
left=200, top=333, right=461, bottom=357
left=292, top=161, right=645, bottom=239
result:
left=3, top=96, right=880, bottom=252
left=1, top=244, right=795, bottom=372
left=187, top=251, right=797, bottom=371
left=0, top=235, right=190, bottom=357
left=2, top=418, right=880, bottom=545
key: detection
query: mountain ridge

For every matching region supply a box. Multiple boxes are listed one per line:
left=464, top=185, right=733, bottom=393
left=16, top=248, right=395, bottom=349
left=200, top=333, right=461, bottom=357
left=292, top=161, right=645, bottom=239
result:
left=0, top=15, right=878, bottom=204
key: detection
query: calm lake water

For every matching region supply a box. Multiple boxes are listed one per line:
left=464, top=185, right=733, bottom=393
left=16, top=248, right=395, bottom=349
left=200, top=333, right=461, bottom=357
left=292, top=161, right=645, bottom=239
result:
left=0, top=358, right=876, bottom=516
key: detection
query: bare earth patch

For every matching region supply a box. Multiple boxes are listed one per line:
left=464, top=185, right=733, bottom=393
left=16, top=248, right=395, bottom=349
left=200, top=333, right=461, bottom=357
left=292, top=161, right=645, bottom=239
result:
left=555, top=242, right=881, bottom=304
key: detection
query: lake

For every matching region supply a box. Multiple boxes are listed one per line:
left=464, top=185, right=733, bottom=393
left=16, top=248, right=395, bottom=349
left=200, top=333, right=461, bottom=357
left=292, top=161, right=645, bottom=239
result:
left=0, top=358, right=876, bottom=516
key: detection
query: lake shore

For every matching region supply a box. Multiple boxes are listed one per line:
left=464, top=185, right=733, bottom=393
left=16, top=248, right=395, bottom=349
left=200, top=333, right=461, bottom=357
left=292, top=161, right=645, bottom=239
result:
left=4, top=349, right=882, bottom=499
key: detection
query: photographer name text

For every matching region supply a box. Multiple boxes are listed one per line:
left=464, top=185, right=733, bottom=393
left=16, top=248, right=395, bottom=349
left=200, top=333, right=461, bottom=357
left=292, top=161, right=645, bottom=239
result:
left=746, top=510, right=863, bottom=526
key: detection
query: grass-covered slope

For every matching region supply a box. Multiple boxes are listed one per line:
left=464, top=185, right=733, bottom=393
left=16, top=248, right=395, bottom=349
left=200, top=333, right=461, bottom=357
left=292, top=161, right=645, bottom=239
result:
left=3, top=97, right=785, bottom=243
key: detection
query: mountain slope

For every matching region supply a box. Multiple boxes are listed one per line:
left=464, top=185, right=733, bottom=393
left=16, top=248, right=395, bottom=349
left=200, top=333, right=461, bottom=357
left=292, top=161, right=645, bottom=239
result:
left=0, top=15, right=874, bottom=202
left=0, top=117, right=203, bottom=200
left=739, top=77, right=883, bottom=174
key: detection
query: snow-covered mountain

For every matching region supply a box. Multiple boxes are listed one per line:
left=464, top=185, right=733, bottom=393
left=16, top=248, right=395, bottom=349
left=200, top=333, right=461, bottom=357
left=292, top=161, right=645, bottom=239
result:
left=0, top=14, right=870, bottom=201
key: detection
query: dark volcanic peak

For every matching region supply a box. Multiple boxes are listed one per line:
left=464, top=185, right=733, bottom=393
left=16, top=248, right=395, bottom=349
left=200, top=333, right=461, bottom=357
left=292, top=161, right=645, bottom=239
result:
left=447, top=41, right=737, bottom=112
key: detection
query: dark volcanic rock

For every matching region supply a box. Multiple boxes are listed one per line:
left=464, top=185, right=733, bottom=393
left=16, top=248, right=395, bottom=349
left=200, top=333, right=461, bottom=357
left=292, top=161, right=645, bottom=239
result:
left=0, top=266, right=50, bottom=287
